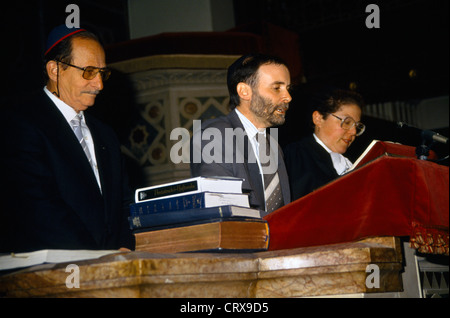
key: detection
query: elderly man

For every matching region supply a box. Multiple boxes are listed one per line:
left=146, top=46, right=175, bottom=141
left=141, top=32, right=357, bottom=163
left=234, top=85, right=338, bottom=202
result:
left=0, top=25, right=133, bottom=252
left=190, top=54, right=292, bottom=216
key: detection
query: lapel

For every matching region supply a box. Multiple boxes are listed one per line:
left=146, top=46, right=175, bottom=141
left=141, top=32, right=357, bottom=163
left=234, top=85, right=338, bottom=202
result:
left=226, top=110, right=266, bottom=209
left=306, top=135, right=339, bottom=178
left=25, top=91, right=107, bottom=246
left=85, top=114, right=111, bottom=199
left=38, top=93, right=103, bottom=197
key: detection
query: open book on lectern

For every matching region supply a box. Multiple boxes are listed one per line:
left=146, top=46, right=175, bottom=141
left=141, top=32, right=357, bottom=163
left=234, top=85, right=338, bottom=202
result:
left=347, top=140, right=421, bottom=172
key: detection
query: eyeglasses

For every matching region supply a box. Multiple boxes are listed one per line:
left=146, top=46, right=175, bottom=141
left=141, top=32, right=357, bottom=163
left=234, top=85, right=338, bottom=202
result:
left=328, top=113, right=365, bottom=136
left=57, top=60, right=111, bottom=81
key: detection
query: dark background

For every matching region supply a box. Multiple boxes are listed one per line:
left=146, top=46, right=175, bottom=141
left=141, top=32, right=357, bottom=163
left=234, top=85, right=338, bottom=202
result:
left=1, top=0, right=448, bottom=163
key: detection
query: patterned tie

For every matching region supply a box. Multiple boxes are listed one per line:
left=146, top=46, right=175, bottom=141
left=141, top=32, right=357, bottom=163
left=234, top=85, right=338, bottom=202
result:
left=257, top=132, right=283, bottom=215
left=71, top=114, right=95, bottom=172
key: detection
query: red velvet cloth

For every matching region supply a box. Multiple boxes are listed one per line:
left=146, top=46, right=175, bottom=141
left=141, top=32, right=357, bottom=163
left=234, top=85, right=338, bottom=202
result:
left=265, top=156, right=449, bottom=254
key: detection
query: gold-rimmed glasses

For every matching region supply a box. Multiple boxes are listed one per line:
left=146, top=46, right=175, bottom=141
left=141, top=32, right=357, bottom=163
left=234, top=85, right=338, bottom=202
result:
left=328, top=113, right=365, bottom=136
left=57, top=60, right=111, bottom=81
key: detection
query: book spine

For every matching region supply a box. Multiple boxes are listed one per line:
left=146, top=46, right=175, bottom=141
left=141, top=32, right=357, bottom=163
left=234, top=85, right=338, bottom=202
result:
left=136, top=180, right=200, bottom=202
left=130, top=193, right=207, bottom=217
left=129, top=206, right=230, bottom=229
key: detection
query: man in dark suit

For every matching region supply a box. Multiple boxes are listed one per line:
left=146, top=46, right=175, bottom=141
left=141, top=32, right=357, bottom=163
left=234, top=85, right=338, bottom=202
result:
left=190, top=54, right=291, bottom=216
left=0, top=25, right=134, bottom=252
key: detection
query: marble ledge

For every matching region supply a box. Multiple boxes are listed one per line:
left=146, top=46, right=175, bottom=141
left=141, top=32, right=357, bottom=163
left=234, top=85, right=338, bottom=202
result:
left=0, top=237, right=404, bottom=298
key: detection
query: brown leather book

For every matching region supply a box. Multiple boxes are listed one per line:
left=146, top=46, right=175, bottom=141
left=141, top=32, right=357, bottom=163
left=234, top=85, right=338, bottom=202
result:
left=134, top=218, right=269, bottom=253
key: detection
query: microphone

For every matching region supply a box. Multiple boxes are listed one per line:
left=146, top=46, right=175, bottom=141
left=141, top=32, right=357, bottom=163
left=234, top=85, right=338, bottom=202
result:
left=397, top=122, right=448, bottom=145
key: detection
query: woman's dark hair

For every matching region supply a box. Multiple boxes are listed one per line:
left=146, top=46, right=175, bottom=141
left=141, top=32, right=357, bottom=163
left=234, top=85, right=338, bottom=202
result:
left=315, top=89, right=365, bottom=118
left=227, top=53, right=288, bottom=109
left=306, top=88, right=365, bottom=131
left=43, top=30, right=100, bottom=82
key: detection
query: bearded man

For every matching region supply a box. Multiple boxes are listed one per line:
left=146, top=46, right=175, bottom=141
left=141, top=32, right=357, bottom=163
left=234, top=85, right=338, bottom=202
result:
left=190, top=54, right=292, bottom=216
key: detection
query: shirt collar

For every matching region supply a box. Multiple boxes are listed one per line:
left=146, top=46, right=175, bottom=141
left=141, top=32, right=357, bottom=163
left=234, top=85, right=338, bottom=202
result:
left=313, top=133, right=352, bottom=175
left=313, top=133, right=332, bottom=153
left=235, top=108, right=266, bottom=140
left=43, top=86, right=84, bottom=123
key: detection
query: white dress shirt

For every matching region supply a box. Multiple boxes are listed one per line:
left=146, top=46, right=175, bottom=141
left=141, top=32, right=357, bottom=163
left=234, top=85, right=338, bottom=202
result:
left=235, top=108, right=266, bottom=184
left=313, top=133, right=352, bottom=175
left=43, top=87, right=102, bottom=190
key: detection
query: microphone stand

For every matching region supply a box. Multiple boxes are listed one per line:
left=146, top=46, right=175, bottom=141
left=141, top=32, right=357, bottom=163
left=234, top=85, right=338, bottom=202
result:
left=397, top=122, right=448, bottom=162
left=415, top=140, right=432, bottom=160
left=415, top=131, right=436, bottom=161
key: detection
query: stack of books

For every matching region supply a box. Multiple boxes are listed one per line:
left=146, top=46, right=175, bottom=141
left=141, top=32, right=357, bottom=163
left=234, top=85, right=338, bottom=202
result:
left=129, top=177, right=269, bottom=253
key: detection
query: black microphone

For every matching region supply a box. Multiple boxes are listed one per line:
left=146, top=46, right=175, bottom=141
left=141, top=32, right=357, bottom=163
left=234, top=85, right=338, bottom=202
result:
left=397, top=122, right=448, bottom=145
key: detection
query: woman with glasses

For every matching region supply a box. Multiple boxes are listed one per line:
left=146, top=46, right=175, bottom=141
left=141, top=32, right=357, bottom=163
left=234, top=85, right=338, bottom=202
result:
left=284, top=89, right=366, bottom=201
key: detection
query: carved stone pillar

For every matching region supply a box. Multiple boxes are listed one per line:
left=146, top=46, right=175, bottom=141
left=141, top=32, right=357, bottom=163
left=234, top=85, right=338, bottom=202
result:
left=109, top=54, right=239, bottom=187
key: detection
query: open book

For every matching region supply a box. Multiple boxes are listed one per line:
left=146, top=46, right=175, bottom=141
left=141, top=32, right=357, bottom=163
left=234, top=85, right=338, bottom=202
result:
left=0, top=249, right=118, bottom=271
left=347, top=140, right=420, bottom=172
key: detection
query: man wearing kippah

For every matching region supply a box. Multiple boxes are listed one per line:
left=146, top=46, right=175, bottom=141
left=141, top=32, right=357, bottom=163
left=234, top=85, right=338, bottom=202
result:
left=0, top=25, right=134, bottom=252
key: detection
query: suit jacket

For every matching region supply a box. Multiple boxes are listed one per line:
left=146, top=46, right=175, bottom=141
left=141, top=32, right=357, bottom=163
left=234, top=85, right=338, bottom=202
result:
left=0, top=90, right=134, bottom=252
left=190, top=109, right=290, bottom=213
left=284, top=134, right=340, bottom=201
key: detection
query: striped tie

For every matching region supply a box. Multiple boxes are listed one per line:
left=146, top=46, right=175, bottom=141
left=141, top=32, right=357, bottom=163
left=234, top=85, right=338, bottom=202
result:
left=257, top=133, right=283, bottom=216
left=71, top=114, right=95, bottom=173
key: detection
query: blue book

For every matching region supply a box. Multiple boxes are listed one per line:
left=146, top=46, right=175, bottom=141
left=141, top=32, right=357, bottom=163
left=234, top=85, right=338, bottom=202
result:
left=129, top=192, right=250, bottom=217
left=129, top=205, right=262, bottom=229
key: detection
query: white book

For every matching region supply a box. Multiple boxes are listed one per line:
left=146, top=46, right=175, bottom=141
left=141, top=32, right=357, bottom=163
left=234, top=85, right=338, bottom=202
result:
left=198, top=192, right=250, bottom=208
left=347, top=139, right=380, bottom=172
left=135, top=176, right=244, bottom=203
left=0, top=249, right=118, bottom=271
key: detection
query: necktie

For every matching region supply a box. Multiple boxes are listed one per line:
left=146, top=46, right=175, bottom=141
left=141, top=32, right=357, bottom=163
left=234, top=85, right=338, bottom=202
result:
left=257, top=133, right=283, bottom=215
left=71, top=114, right=95, bottom=173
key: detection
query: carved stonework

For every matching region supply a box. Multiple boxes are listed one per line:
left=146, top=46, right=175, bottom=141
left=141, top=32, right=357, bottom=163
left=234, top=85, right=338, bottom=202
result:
left=132, top=69, right=229, bottom=91
left=110, top=55, right=237, bottom=186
